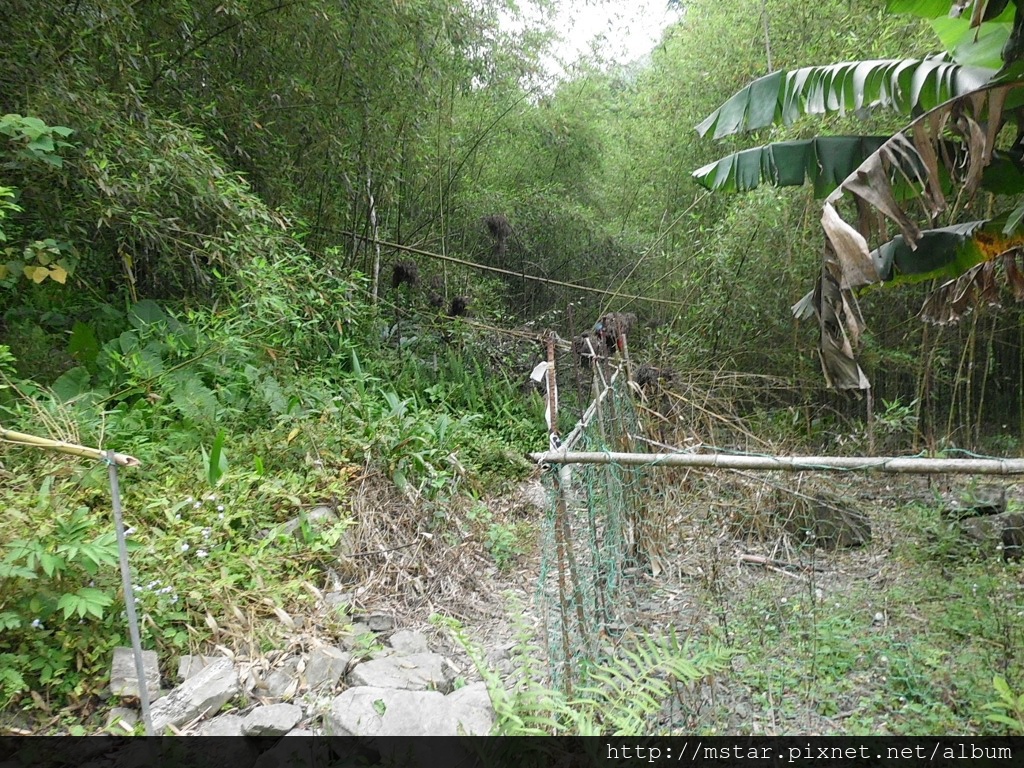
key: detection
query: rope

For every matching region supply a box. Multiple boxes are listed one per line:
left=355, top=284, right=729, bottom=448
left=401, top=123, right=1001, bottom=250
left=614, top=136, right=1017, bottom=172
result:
left=338, top=230, right=687, bottom=308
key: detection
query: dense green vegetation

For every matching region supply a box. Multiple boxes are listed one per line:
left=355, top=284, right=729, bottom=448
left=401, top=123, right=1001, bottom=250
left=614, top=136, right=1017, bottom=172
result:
left=2, top=0, right=1023, bottom=735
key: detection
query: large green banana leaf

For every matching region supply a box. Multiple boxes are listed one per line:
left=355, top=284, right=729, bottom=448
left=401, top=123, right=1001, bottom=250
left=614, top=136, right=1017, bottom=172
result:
left=696, top=57, right=995, bottom=140
left=693, top=137, right=888, bottom=196
left=693, top=138, right=1024, bottom=197
left=795, top=217, right=1023, bottom=307
left=889, top=0, right=1015, bottom=69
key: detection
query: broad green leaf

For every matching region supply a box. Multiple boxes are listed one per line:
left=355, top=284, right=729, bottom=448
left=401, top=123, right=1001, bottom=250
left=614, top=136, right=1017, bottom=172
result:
left=932, top=5, right=1015, bottom=69
left=68, top=322, right=99, bottom=365
left=696, top=57, right=995, bottom=139
left=870, top=220, right=991, bottom=285
left=128, top=298, right=168, bottom=328
left=886, top=0, right=954, bottom=15
left=207, top=429, right=229, bottom=486
left=693, top=137, right=890, bottom=197
left=52, top=367, right=91, bottom=402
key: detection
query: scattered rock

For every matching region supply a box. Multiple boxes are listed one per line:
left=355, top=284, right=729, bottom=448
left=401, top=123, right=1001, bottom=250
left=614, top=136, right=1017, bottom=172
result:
left=517, top=479, right=548, bottom=514
left=253, top=733, right=331, bottom=768
left=784, top=493, right=871, bottom=549
left=364, top=612, right=396, bottom=632
left=104, top=706, right=138, bottom=732
left=305, top=646, right=351, bottom=690
left=325, top=684, right=492, bottom=736
left=282, top=505, right=338, bottom=541
left=339, top=622, right=375, bottom=651
left=324, top=591, right=353, bottom=611
left=199, top=713, right=245, bottom=736
left=241, top=703, right=303, bottom=736
left=960, top=511, right=1024, bottom=560
left=109, top=647, right=160, bottom=699
left=149, top=657, right=240, bottom=733
left=944, top=485, right=1007, bottom=520
left=178, top=654, right=219, bottom=681
left=446, top=682, right=496, bottom=735
left=388, top=629, right=429, bottom=654
left=259, top=656, right=301, bottom=700
left=346, top=652, right=454, bottom=693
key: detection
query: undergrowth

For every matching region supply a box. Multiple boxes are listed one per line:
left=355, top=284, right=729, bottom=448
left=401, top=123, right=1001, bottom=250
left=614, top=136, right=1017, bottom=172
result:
left=0, top=256, right=542, bottom=718
left=439, top=607, right=733, bottom=736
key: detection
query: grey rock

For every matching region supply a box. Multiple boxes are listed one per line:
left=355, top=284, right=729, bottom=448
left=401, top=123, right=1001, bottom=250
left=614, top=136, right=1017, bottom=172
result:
left=177, top=654, right=219, bottom=681
left=339, top=622, right=375, bottom=651
left=346, top=652, right=453, bottom=693
left=149, top=657, right=240, bottom=733
left=518, top=479, right=549, bottom=513
left=945, top=485, right=1007, bottom=519
left=260, top=656, right=301, bottom=700
left=446, top=681, right=495, bottom=735
left=253, top=731, right=331, bottom=768
left=242, top=703, right=303, bottom=736
left=325, top=686, right=446, bottom=736
left=305, top=646, right=351, bottom=690
left=364, top=612, right=395, bottom=632
left=104, top=706, right=138, bottom=732
left=324, top=591, right=353, bottom=610
left=388, top=629, right=429, bottom=654
left=110, top=647, right=160, bottom=699
left=324, top=685, right=492, bottom=736
left=784, top=493, right=871, bottom=549
left=112, top=739, right=259, bottom=768
left=283, top=505, right=337, bottom=540
left=961, top=511, right=1024, bottom=559
left=200, top=713, right=245, bottom=736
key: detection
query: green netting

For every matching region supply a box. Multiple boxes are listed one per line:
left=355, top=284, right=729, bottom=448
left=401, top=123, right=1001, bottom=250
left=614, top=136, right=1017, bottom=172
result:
left=537, top=362, right=650, bottom=689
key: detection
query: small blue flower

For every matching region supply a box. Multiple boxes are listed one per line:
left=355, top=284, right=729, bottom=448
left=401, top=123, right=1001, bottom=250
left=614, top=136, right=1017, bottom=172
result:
left=180, top=542, right=190, bottom=553
left=30, top=619, right=43, bottom=630
left=196, top=549, right=208, bottom=559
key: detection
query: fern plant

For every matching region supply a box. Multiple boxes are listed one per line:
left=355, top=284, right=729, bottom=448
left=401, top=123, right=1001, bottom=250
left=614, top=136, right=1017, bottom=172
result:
left=439, top=610, right=733, bottom=735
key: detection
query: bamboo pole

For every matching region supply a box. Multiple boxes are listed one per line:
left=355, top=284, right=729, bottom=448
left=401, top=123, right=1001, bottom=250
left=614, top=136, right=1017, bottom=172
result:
left=529, top=450, right=1024, bottom=475
left=0, top=428, right=140, bottom=467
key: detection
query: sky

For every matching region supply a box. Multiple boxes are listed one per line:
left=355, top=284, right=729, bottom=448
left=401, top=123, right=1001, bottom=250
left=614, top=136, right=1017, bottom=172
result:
left=503, top=0, right=682, bottom=80
left=551, top=0, right=680, bottom=67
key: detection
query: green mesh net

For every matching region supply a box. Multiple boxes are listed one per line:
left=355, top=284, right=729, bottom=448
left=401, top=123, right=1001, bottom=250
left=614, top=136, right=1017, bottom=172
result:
left=537, top=360, right=653, bottom=689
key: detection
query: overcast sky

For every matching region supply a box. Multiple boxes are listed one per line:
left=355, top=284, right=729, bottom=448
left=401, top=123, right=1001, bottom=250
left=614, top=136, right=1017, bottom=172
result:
left=553, top=0, right=680, bottom=66
left=503, top=0, right=682, bottom=80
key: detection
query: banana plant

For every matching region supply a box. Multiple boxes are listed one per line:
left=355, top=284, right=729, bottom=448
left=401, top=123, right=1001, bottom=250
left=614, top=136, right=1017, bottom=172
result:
left=694, top=0, right=1024, bottom=389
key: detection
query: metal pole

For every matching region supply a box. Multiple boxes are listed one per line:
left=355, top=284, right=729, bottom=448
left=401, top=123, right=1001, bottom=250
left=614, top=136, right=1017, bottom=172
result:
left=107, top=452, right=154, bottom=735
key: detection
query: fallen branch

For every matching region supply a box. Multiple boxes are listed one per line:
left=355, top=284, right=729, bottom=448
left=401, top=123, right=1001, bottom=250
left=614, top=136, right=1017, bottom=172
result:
left=738, top=553, right=826, bottom=573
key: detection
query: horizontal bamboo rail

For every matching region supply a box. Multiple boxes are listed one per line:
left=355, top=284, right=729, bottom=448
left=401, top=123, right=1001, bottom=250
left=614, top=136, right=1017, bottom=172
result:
left=0, top=427, right=140, bottom=467
left=529, top=450, right=1024, bottom=475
